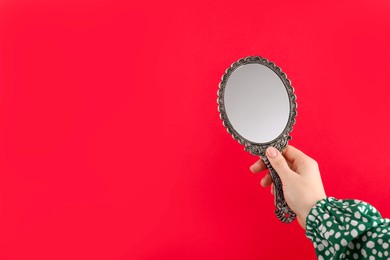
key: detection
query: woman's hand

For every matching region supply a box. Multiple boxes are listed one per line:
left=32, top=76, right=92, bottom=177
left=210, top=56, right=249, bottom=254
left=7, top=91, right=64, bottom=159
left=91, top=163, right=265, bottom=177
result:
left=250, top=145, right=326, bottom=229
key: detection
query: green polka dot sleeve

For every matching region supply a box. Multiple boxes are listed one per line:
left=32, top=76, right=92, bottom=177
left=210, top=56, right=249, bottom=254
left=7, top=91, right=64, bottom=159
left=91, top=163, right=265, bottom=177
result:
left=305, top=197, right=390, bottom=259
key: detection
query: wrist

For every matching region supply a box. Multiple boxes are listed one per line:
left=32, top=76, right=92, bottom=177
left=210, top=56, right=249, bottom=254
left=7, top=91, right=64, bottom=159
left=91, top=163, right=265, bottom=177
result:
left=300, top=195, right=327, bottom=229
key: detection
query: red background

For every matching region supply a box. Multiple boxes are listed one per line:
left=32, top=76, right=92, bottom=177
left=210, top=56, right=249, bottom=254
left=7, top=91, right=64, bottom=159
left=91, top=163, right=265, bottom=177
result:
left=1, top=0, right=390, bottom=259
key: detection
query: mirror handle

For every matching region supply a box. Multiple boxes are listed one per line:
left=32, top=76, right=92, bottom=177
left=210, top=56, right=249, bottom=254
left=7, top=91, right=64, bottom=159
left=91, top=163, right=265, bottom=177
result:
left=263, top=157, right=297, bottom=223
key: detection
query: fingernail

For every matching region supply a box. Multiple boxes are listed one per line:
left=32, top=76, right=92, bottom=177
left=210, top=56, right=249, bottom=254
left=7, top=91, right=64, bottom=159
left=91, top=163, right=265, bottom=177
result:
left=249, top=165, right=255, bottom=173
left=260, top=178, right=266, bottom=187
left=266, top=147, right=277, bottom=158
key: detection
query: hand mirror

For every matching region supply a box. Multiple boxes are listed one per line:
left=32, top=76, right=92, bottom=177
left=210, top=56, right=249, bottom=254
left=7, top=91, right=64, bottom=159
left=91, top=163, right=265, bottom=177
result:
left=217, top=56, right=297, bottom=223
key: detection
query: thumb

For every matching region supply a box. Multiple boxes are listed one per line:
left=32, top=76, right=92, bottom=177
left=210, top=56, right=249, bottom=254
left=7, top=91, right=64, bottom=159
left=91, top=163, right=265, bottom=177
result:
left=266, top=147, right=293, bottom=181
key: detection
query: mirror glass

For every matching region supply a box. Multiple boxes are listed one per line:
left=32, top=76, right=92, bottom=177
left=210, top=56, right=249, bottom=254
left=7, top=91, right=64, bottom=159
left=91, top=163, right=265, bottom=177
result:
left=224, top=63, right=290, bottom=143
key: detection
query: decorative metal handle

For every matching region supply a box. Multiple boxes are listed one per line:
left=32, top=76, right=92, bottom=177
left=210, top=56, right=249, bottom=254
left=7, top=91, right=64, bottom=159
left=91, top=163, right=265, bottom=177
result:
left=267, top=163, right=296, bottom=223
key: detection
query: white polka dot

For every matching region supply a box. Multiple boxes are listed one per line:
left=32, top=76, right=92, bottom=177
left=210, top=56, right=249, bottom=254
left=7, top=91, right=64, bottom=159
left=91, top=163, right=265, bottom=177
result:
left=341, top=239, right=347, bottom=246
left=351, top=229, right=358, bottom=238
left=335, top=232, right=341, bottom=239
left=369, top=256, right=374, bottom=260
left=361, top=248, right=367, bottom=258
left=317, top=244, right=324, bottom=251
left=362, top=217, right=368, bottom=223
left=308, top=215, right=315, bottom=221
left=318, top=256, right=324, bottom=260
left=378, top=252, right=382, bottom=257
left=326, top=221, right=332, bottom=227
left=367, top=241, right=375, bottom=249
left=353, top=253, right=358, bottom=259
left=356, top=243, right=361, bottom=249
left=321, top=225, right=327, bottom=233
left=322, top=240, right=329, bottom=247
left=312, top=209, right=318, bottom=216
left=325, top=250, right=330, bottom=256
left=324, top=232, right=330, bottom=239
left=377, top=227, right=381, bottom=232
left=348, top=242, right=354, bottom=249
left=373, top=248, right=377, bottom=254
left=345, top=217, right=350, bottom=222
left=378, top=239, right=383, bottom=245
left=383, top=242, right=389, bottom=249
left=384, top=251, right=388, bottom=256
left=354, top=211, right=361, bottom=219
left=323, top=213, right=330, bottom=220
left=373, top=233, right=377, bottom=238
left=351, top=220, right=358, bottom=226
left=329, top=247, right=334, bottom=254
left=362, top=235, right=367, bottom=242
left=358, top=224, right=366, bottom=231
left=335, top=244, right=340, bottom=251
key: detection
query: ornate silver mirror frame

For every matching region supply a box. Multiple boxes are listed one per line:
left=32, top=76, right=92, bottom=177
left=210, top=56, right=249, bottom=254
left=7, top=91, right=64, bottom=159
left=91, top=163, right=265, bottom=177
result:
left=217, top=56, right=297, bottom=223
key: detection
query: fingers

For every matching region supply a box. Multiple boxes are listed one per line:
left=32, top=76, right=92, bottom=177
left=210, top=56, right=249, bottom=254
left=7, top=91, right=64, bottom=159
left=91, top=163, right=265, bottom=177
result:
left=260, top=172, right=272, bottom=187
left=250, top=159, right=267, bottom=173
left=282, top=145, right=310, bottom=164
left=283, top=145, right=317, bottom=174
left=266, top=147, right=294, bottom=181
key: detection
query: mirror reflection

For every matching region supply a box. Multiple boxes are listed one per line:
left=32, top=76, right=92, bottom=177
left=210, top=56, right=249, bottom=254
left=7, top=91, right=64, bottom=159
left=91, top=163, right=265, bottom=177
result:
left=224, top=63, right=290, bottom=143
